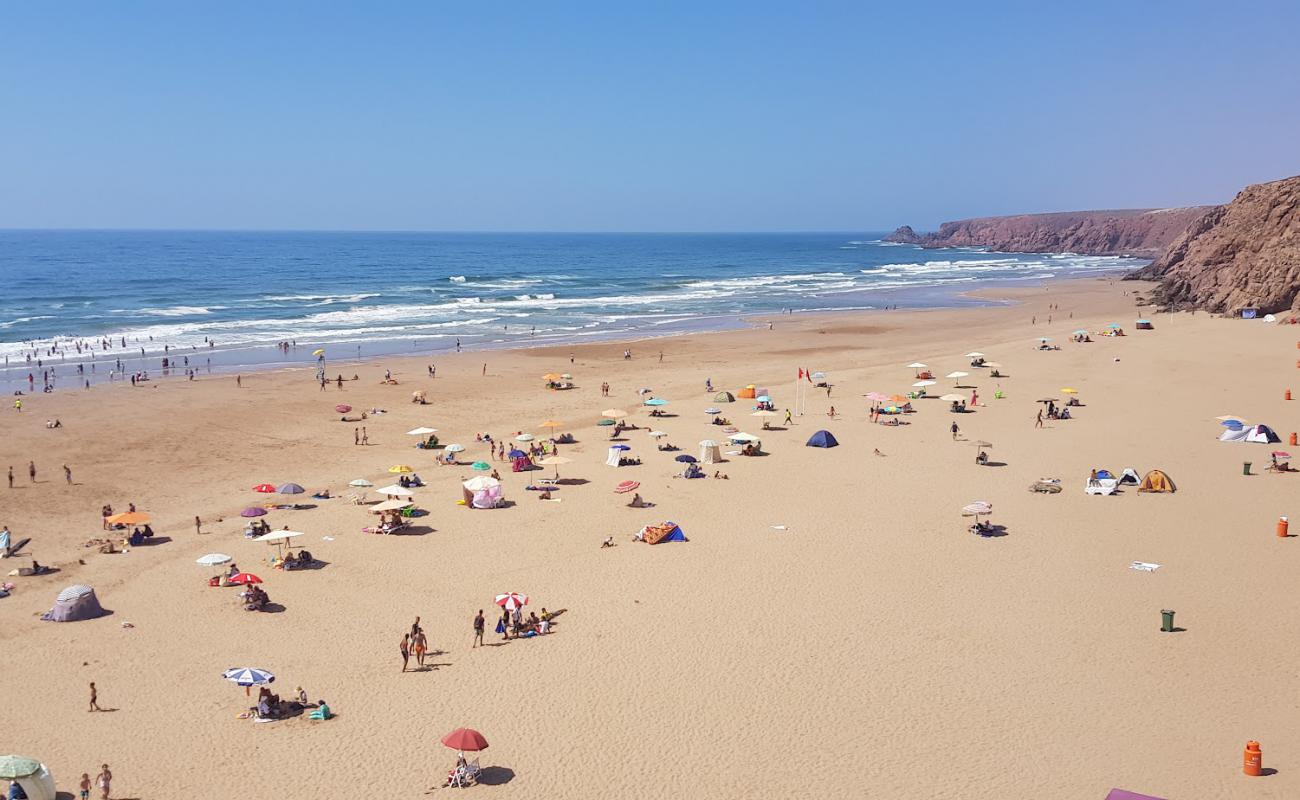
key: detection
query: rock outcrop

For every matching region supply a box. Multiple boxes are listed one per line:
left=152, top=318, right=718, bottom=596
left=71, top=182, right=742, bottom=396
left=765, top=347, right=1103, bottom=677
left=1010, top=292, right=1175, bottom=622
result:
left=1129, top=176, right=1300, bottom=313
left=893, top=208, right=1211, bottom=257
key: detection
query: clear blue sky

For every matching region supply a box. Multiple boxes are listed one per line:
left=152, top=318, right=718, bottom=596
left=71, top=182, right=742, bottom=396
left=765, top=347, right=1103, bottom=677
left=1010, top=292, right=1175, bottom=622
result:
left=2, top=1, right=1297, bottom=232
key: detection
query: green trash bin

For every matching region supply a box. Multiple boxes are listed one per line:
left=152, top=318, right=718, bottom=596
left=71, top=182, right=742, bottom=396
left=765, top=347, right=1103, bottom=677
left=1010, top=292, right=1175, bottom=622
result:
left=1243, top=462, right=1252, bottom=475
left=1161, top=609, right=1176, bottom=632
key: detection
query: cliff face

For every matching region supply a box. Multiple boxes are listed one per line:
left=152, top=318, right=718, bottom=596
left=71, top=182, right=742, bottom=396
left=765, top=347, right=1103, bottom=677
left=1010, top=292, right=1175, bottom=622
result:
left=1131, top=176, right=1300, bottom=313
left=891, top=208, right=1211, bottom=256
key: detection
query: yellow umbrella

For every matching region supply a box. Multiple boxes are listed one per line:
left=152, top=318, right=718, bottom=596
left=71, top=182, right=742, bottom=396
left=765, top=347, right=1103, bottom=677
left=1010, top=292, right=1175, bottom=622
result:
left=388, top=465, right=414, bottom=474
left=1060, top=388, right=1078, bottom=394
left=542, top=373, right=562, bottom=381
left=107, top=511, right=151, bottom=525
left=312, top=349, right=325, bottom=356
left=539, top=419, right=563, bottom=428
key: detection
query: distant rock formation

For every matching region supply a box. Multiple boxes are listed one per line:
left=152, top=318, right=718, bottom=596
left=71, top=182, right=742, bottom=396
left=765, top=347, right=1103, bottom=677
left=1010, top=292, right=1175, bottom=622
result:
left=1130, top=175, right=1300, bottom=313
left=889, top=208, right=1212, bottom=257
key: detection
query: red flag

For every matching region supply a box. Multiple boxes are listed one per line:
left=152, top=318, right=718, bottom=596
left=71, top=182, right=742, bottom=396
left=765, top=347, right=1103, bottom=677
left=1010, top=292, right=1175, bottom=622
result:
left=797, top=368, right=804, bottom=380
left=805, top=367, right=812, bottom=384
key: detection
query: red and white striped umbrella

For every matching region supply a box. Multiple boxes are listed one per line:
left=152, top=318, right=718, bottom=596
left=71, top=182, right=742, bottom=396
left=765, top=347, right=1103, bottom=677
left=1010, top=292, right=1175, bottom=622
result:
left=495, top=592, right=529, bottom=610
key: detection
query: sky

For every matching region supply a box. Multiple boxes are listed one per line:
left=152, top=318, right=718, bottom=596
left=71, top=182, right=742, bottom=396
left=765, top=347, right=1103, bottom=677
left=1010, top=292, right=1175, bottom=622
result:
left=1, top=1, right=1298, bottom=232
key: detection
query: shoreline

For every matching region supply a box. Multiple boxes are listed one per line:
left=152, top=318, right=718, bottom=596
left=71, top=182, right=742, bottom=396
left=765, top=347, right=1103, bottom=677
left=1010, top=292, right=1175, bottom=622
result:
left=1, top=272, right=1134, bottom=393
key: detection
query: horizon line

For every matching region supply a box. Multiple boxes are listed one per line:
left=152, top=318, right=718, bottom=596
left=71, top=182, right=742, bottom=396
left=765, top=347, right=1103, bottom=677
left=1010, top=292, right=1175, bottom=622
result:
left=0, top=227, right=891, bottom=236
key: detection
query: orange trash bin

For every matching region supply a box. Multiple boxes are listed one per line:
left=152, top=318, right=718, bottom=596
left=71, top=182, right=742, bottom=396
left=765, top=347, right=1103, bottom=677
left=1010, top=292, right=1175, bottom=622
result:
left=1244, top=741, right=1262, bottom=776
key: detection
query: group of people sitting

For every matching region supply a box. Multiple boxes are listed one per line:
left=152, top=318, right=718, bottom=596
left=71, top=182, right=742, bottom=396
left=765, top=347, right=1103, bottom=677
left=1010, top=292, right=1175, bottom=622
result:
left=655, top=441, right=678, bottom=451
left=710, top=416, right=732, bottom=426
left=414, top=435, right=439, bottom=449
left=240, top=584, right=271, bottom=611
left=969, top=520, right=996, bottom=536
left=616, top=454, right=642, bottom=466
left=1045, top=405, right=1072, bottom=421
left=273, top=549, right=315, bottom=570
left=370, top=510, right=409, bottom=534
left=250, top=685, right=325, bottom=720
left=975, top=450, right=990, bottom=466
left=949, top=400, right=969, bottom=413
left=1072, top=333, right=1093, bottom=343
left=243, top=519, right=274, bottom=538
left=396, top=473, right=424, bottom=488
left=127, top=525, right=156, bottom=546
left=739, top=443, right=760, bottom=456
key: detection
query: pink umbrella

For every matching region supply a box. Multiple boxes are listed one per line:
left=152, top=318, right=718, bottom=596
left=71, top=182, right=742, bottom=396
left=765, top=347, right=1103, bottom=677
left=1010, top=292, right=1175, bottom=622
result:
left=335, top=404, right=352, bottom=413
left=441, top=727, right=489, bottom=752
left=865, top=392, right=890, bottom=402
left=495, top=592, right=529, bottom=610
left=614, top=480, right=640, bottom=494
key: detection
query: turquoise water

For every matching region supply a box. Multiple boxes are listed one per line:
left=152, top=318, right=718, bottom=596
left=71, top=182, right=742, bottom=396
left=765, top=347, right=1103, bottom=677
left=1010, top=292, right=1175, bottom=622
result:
left=0, top=230, right=1143, bottom=386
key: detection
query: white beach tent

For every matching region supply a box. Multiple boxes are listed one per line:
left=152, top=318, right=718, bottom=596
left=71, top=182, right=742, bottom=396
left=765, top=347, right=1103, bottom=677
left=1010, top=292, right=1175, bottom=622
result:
left=1220, top=424, right=1281, bottom=444
left=606, top=446, right=623, bottom=467
left=699, top=439, right=721, bottom=464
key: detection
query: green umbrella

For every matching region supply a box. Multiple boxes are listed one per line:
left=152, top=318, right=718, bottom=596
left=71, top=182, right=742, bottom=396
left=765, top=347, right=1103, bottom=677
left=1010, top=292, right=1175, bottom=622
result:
left=472, top=461, right=491, bottom=471
left=596, top=419, right=615, bottom=426
left=0, top=755, right=42, bottom=780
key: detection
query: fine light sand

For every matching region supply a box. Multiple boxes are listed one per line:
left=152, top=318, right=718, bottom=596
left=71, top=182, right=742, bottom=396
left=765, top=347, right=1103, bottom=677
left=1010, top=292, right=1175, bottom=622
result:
left=4, top=278, right=1300, bottom=799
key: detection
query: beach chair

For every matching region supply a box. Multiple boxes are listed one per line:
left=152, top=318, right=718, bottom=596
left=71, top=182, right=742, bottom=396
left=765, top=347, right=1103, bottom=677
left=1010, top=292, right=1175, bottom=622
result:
left=460, top=759, right=481, bottom=786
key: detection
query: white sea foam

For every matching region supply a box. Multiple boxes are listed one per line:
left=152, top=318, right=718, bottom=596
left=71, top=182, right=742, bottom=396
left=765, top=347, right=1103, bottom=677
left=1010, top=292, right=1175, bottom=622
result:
left=449, top=275, right=467, bottom=283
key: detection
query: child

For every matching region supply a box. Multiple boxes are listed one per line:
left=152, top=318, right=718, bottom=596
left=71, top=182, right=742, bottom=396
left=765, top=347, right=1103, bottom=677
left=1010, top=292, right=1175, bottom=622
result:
left=80, top=773, right=91, bottom=800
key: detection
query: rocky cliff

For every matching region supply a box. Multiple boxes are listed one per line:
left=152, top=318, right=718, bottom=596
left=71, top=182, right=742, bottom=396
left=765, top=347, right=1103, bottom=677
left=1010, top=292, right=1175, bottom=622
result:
left=886, top=207, right=1211, bottom=256
left=1130, top=176, right=1300, bottom=313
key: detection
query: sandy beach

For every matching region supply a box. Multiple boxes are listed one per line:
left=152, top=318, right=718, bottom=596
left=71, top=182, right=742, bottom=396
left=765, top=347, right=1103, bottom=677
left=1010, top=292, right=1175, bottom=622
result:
left=5, top=276, right=1300, bottom=799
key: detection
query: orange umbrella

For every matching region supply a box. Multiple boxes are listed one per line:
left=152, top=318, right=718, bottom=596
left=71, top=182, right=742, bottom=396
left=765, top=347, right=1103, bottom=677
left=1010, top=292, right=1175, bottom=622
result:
left=888, top=394, right=909, bottom=403
left=539, top=419, right=563, bottom=428
left=107, top=511, right=150, bottom=525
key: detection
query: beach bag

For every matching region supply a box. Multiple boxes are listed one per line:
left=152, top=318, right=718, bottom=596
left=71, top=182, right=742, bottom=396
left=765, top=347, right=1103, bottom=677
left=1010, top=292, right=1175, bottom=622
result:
left=494, top=619, right=506, bottom=634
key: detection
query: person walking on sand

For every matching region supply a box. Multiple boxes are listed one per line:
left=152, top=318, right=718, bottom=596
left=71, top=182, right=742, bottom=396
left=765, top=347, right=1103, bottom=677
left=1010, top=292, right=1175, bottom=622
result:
left=827, top=405, right=835, bottom=418
left=473, top=609, right=485, bottom=648
left=412, top=629, right=428, bottom=668
left=95, top=764, right=111, bottom=800
left=951, top=421, right=959, bottom=441
left=89, top=681, right=101, bottom=712
left=64, top=464, right=72, bottom=484
left=399, top=633, right=411, bottom=672
left=361, top=427, right=369, bottom=445
left=354, top=427, right=359, bottom=446
left=482, top=363, right=486, bottom=376
left=29, top=461, right=36, bottom=482
left=236, top=374, right=241, bottom=388
left=80, top=772, right=91, bottom=800
left=784, top=408, right=792, bottom=426
left=1035, top=409, right=1044, bottom=428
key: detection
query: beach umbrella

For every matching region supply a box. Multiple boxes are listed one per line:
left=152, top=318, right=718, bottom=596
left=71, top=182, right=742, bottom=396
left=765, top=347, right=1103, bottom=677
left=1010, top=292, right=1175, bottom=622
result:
left=349, top=478, right=374, bottom=487
left=1272, top=451, right=1292, bottom=460
left=704, top=407, right=722, bottom=414
left=1214, top=415, right=1247, bottom=423
left=751, top=409, right=777, bottom=417
left=1060, top=388, right=1078, bottom=394
left=699, top=439, right=718, bottom=447
left=644, top=398, right=668, bottom=406
left=335, top=404, right=352, bottom=413
left=312, top=348, right=325, bottom=356
left=376, top=485, right=414, bottom=497
left=964, top=352, right=985, bottom=358
left=865, top=392, right=890, bottom=402
left=371, top=499, right=414, bottom=512
left=277, top=483, right=305, bottom=495
left=0, top=756, right=43, bottom=781
left=969, top=440, right=993, bottom=448
left=1072, top=329, right=1088, bottom=335
left=222, top=667, right=275, bottom=687
left=912, top=380, right=937, bottom=388
left=406, top=427, right=438, bottom=436
left=252, top=484, right=277, bottom=493
left=196, top=553, right=232, bottom=567
left=1036, top=398, right=1057, bottom=403
left=756, top=395, right=771, bottom=402
left=1220, top=420, right=1245, bottom=428
left=610, top=444, right=631, bottom=451
left=228, top=572, right=262, bottom=585
left=539, top=419, right=563, bottom=429
left=445, top=443, right=466, bottom=453
left=561, top=373, right=572, bottom=380
left=888, top=394, right=909, bottom=403
left=939, top=394, right=964, bottom=402
left=1107, top=323, right=1122, bottom=329
left=542, top=373, right=562, bottom=381
left=254, top=530, right=305, bottom=543
left=962, top=501, right=993, bottom=517
left=515, top=433, right=535, bottom=442
left=536, top=455, right=572, bottom=479
left=602, top=408, right=629, bottom=418
left=907, top=362, right=927, bottom=369
left=471, top=461, right=491, bottom=471
left=675, top=454, right=697, bottom=463
left=810, top=372, right=826, bottom=380
left=613, top=480, right=640, bottom=494
left=648, top=430, right=668, bottom=438
left=508, top=449, right=527, bottom=459
left=240, top=507, right=267, bottom=518
left=441, top=728, right=489, bottom=752
left=495, top=592, right=529, bottom=610
left=388, top=465, right=414, bottom=474
left=463, top=476, right=500, bottom=491
left=946, top=371, right=969, bottom=382
left=106, top=510, right=151, bottom=526
left=730, top=432, right=760, bottom=442
left=596, top=419, right=615, bottom=426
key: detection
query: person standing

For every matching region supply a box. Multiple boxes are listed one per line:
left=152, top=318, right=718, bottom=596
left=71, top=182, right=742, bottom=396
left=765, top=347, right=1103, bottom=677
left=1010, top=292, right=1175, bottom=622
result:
left=496, top=609, right=510, bottom=640
left=481, top=363, right=486, bottom=376
left=1035, top=409, right=1044, bottom=428
left=473, top=610, right=485, bottom=648
left=64, top=464, right=72, bottom=484
left=354, top=427, right=359, bottom=446
left=412, top=629, right=428, bottom=668
left=236, top=375, right=241, bottom=388
left=79, top=773, right=91, bottom=800
left=88, top=681, right=101, bottom=712
left=6, top=466, right=12, bottom=489
left=28, top=461, right=36, bottom=482
left=195, top=515, right=202, bottom=535
left=361, top=427, right=369, bottom=446
left=399, top=633, right=411, bottom=673
left=950, top=421, right=959, bottom=441
left=95, top=764, right=111, bottom=800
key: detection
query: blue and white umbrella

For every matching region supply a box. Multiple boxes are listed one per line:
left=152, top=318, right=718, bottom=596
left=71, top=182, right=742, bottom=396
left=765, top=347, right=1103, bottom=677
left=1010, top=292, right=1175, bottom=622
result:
left=222, top=667, right=275, bottom=687
left=610, top=444, right=631, bottom=451
left=644, top=398, right=668, bottom=406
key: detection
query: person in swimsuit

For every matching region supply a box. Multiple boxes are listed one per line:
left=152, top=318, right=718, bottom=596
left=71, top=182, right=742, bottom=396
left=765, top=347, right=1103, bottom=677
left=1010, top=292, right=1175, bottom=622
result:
left=413, top=630, right=428, bottom=668
left=399, top=633, right=410, bottom=673
left=473, top=610, right=485, bottom=648
left=95, top=765, right=111, bottom=800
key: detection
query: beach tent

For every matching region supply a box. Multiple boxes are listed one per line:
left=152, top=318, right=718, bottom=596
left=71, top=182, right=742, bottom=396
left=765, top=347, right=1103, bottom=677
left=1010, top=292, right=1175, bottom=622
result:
left=462, top=476, right=504, bottom=509
left=606, top=446, right=629, bottom=467
left=1246, top=424, right=1281, bottom=444
left=1106, top=790, right=1167, bottom=800
left=736, top=385, right=757, bottom=399
left=698, top=440, right=722, bottom=464
left=1219, top=426, right=1250, bottom=442
left=642, top=521, right=687, bottom=545
left=1119, top=468, right=1141, bottom=485
left=41, top=584, right=105, bottom=622
left=1138, top=469, right=1176, bottom=493
left=511, top=454, right=536, bottom=472
left=714, top=391, right=735, bottom=403
left=1135, top=319, right=1154, bottom=330
left=806, top=430, right=839, bottom=448
left=0, top=756, right=56, bottom=800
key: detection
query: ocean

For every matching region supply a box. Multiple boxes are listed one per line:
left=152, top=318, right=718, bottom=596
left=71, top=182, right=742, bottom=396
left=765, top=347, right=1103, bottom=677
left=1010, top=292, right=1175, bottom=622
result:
left=0, top=230, right=1144, bottom=388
